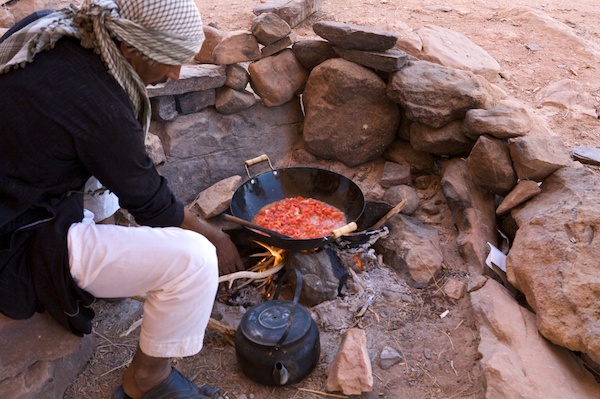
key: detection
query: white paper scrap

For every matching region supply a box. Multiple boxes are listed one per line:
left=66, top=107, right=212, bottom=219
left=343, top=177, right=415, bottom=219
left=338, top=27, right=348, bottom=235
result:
left=486, top=242, right=507, bottom=272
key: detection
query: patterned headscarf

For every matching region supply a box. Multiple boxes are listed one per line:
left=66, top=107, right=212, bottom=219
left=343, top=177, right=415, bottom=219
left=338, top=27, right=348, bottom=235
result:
left=0, top=0, right=204, bottom=135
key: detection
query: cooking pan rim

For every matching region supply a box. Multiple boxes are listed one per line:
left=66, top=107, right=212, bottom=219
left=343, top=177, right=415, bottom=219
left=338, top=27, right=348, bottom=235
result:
left=230, top=166, right=366, bottom=249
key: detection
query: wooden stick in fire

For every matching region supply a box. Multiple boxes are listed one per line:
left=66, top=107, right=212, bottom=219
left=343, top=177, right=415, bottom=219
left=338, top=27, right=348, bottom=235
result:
left=218, top=261, right=285, bottom=288
left=369, top=198, right=407, bottom=230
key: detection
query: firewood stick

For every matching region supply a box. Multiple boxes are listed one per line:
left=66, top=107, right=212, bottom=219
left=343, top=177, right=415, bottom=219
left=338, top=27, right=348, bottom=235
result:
left=218, top=261, right=285, bottom=288
left=370, top=198, right=407, bottom=230
left=208, top=318, right=236, bottom=345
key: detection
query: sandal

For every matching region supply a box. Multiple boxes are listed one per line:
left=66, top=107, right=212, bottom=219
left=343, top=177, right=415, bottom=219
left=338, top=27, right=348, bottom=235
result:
left=112, top=368, right=223, bottom=399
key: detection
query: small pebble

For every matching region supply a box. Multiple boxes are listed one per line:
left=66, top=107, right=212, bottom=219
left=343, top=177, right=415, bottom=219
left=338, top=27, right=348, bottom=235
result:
left=526, top=43, right=543, bottom=51
left=423, top=348, right=432, bottom=360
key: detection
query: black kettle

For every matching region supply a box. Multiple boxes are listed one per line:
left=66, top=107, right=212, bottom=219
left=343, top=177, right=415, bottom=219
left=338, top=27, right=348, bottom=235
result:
left=234, top=269, right=320, bottom=385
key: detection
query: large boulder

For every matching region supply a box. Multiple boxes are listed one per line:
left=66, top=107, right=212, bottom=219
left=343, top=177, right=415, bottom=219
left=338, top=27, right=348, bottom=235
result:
left=0, top=313, right=95, bottom=399
left=471, top=278, right=600, bottom=399
left=465, top=135, right=517, bottom=196
left=507, top=167, right=600, bottom=365
left=387, top=60, right=499, bottom=129
left=248, top=49, right=309, bottom=107
left=302, top=58, right=400, bottom=167
left=440, top=158, right=497, bottom=274
left=374, top=213, right=444, bottom=288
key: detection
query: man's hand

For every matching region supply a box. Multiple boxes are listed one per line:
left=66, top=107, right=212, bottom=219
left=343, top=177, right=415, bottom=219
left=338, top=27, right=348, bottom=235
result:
left=210, top=229, right=245, bottom=275
left=180, top=208, right=244, bottom=275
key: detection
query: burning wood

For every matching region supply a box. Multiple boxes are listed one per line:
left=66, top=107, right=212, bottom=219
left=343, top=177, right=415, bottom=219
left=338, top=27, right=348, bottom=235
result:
left=332, top=228, right=388, bottom=272
left=218, top=241, right=286, bottom=290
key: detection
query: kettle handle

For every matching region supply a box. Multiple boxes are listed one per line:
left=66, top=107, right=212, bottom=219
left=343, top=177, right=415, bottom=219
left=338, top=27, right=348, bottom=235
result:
left=272, top=268, right=303, bottom=349
left=272, top=268, right=302, bottom=304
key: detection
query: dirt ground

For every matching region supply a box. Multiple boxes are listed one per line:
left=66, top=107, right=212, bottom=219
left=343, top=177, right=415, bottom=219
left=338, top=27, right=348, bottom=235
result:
left=63, top=1, right=600, bottom=398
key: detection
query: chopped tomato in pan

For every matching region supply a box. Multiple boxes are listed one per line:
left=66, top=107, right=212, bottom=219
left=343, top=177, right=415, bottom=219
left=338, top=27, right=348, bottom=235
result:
left=253, top=196, right=346, bottom=239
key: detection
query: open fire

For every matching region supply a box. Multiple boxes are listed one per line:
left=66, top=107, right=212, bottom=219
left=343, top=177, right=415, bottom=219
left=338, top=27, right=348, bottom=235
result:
left=218, top=241, right=287, bottom=297
left=219, top=223, right=390, bottom=308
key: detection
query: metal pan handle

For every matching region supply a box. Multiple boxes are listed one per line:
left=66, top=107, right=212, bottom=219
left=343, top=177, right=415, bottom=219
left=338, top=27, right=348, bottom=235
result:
left=244, top=154, right=275, bottom=179
left=222, top=213, right=292, bottom=240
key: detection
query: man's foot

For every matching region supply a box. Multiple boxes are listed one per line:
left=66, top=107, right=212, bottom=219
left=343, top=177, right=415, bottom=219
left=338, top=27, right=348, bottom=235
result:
left=113, top=368, right=222, bottom=399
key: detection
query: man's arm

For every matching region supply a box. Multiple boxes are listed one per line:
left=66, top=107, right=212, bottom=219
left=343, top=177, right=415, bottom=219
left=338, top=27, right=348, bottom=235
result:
left=179, top=208, right=244, bottom=275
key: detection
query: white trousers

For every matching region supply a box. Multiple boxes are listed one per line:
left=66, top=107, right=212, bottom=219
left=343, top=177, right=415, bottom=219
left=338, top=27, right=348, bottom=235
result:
left=67, top=211, right=218, bottom=358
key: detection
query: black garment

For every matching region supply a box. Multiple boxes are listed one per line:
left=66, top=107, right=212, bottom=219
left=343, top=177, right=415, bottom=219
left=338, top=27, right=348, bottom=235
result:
left=0, top=37, right=184, bottom=335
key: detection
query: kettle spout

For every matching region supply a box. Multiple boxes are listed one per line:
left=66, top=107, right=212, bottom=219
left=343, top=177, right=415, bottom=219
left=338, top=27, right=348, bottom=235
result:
left=272, top=362, right=289, bottom=385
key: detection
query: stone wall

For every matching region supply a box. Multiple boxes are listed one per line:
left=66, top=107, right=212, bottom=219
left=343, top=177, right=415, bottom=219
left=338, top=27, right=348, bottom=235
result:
left=145, top=9, right=600, bottom=395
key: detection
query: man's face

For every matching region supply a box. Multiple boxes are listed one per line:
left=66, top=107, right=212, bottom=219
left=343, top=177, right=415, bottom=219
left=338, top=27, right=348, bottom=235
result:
left=120, top=43, right=182, bottom=86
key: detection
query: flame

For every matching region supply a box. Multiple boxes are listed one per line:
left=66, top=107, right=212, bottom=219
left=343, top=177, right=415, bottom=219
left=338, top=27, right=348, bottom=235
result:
left=254, top=241, right=285, bottom=266
left=242, top=241, right=287, bottom=297
left=353, top=253, right=363, bottom=271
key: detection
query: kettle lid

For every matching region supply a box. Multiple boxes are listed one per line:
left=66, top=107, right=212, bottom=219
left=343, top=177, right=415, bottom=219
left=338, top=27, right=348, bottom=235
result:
left=239, top=299, right=312, bottom=347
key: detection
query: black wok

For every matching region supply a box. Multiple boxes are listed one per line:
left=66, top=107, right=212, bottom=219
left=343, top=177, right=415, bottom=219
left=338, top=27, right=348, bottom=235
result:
left=229, top=155, right=365, bottom=251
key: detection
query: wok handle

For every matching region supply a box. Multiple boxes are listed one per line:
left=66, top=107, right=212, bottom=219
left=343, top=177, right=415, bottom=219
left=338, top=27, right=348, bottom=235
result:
left=221, top=213, right=291, bottom=240
left=244, top=154, right=275, bottom=179
left=331, top=222, right=358, bottom=238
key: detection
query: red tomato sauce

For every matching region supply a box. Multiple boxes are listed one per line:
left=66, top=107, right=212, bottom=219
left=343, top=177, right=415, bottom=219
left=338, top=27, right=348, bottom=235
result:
left=252, top=196, right=347, bottom=239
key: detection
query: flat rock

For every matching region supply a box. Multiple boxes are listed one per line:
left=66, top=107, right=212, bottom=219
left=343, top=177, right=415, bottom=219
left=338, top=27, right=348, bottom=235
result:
left=463, top=105, right=532, bottom=140
left=260, top=35, right=293, bottom=57
left=571, top=146, right=600, bottom=166
left=147, top=64, right=226, bottom=97
left=313, top=21, right=398, bottom=51
left=155, top=100, right=303, bottom=203
left=333, top=47, right=409, bottom=72
left=0, top=313, right=95, bottom=398
left=253, top=0, right=323, bottom=28
left=291, top=39, right=338, bottom=70
left=509, top=135, right=574, bottom=181
left=416, top=24, right=501, bottom=80
left=496, top=180, right=541, bottom=215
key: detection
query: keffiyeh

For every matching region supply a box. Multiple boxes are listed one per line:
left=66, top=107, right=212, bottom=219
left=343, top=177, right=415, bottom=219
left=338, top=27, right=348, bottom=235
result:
left=0, top=0, right=204, bottom=135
